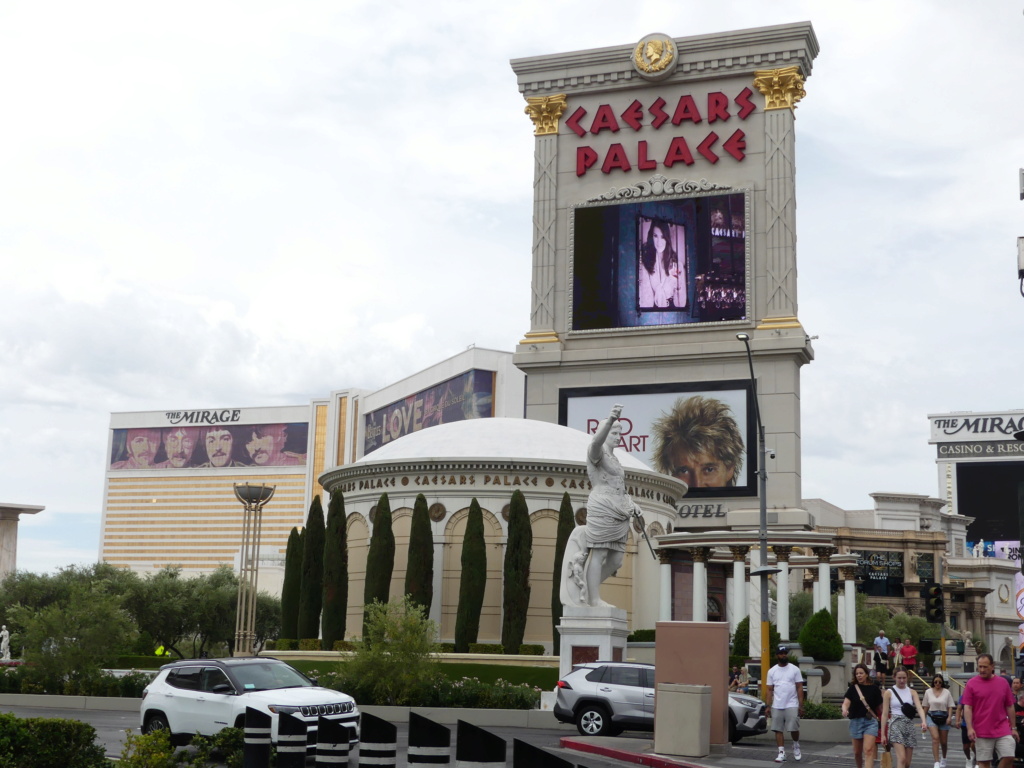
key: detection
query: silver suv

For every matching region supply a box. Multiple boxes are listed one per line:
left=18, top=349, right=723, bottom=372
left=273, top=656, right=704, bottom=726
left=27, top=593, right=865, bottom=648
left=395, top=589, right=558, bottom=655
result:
left=141, top=657, right=359, bottom=753
left=553, top=660, right=766, bottom=742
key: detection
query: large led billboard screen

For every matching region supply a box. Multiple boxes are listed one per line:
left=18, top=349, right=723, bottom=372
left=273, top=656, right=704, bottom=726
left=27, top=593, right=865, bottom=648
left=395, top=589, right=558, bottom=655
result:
left=110, top=422, right=308, bottom=470
left=559, top=380, right=755, bottom=498
left=570, top=190, right=748, bottom=332
left=363, top=369, right=496, bottom=456
left=957, top=461, right=1024, bottom=555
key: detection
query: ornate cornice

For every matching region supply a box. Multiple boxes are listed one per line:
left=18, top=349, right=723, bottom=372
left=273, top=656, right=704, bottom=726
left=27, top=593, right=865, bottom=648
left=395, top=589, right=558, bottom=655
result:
left=586, top=174, right=732, bottom=203
left=524, top=94, right=567, bottom=136
left=753, top=66, right=807, bottom=111
left=511, top=23, right=818, bottom=97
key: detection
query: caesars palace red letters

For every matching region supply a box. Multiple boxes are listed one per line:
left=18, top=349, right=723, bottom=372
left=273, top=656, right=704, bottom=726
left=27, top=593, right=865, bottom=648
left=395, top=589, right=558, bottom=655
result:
left=569, top=88, right=756, bottom=177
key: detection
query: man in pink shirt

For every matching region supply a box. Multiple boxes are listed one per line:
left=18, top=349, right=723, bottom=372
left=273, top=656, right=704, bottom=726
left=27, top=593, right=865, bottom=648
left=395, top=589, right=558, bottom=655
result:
left=963, top=653, right=1020, bottom=768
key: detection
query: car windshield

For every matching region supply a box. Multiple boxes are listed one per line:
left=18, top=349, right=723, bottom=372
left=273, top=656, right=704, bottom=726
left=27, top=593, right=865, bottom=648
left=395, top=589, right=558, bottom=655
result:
left=230, top=662, right=312, bottom=692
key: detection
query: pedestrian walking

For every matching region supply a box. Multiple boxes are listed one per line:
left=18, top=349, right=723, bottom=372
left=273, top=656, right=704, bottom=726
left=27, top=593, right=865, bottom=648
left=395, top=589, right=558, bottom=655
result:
left=954, top=692, right=977, bottom=768
left=843, top=663, right=884, bottom=768
left=880, top=668, right=927, bottom=768
left=924, top=673, right=954, bottom=768
left=875, top=630, right=892, bottom=686
left=962, top=653, right=1019, bottom=768
left=767, top=645, right=805, bottom=763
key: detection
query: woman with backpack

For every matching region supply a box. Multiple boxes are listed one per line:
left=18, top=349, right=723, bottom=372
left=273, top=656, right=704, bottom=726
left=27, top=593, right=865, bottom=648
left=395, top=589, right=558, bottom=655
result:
left=880, top=668, right=928, bottom=768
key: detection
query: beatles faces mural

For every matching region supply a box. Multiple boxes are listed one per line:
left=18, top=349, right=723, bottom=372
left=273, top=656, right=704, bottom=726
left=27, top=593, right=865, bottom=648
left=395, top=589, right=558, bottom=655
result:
left=109, top=423, right=308, bottom=470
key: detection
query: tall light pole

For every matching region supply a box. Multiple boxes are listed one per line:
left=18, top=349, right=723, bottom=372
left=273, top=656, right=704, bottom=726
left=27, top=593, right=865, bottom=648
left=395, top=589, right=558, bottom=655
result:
left=737, top=332, right=777, bottom=701
left=233, top=482, right=275, bottom=656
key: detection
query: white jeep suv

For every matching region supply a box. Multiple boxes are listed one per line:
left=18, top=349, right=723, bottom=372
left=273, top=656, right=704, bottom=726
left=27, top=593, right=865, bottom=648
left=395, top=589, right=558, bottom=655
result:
left=140, top=657, right=359, bottom=752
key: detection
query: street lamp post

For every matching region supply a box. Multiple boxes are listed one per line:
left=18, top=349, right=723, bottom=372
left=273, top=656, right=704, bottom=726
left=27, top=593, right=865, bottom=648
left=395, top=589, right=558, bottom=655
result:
left=233, top=482, right=276, bottom=656
left=737, top=333, right=778, bottom=701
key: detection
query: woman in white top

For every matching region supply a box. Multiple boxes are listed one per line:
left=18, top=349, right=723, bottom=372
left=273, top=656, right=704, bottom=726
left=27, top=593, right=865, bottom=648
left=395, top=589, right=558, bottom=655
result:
left=880, top=668, right=927, bottom=768
left=923, top=674, right=954, bottom=768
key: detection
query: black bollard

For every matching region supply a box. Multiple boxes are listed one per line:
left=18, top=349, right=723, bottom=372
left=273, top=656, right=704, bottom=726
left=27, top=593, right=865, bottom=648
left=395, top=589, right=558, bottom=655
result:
left=275, top=712, right=307, bottom=768
left=359, top=712, right=398, bottom=768
left=455, top=720, right=505, bottom=768
left=408, top=712, right=451, bottom=766
left=315, top=717, right=352, bottom=767
left=512, top=738, right=576, bottom=768
left=243, top=706, right=273, bottom=768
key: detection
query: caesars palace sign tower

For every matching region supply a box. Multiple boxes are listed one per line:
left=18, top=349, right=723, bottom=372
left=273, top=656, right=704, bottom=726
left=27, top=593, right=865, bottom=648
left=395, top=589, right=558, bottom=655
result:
left=511, top=24, right=819, bottom=524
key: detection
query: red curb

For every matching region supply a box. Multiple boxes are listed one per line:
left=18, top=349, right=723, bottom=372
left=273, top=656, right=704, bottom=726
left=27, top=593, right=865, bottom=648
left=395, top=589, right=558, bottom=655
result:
left=559, top=737, right=706, bottom=768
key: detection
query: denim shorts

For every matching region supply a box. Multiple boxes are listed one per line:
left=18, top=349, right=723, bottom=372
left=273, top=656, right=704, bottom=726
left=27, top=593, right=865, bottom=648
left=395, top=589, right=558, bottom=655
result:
left=926, top=712, right=951, bottom=731
left=849, top=716, right=880, bottom=739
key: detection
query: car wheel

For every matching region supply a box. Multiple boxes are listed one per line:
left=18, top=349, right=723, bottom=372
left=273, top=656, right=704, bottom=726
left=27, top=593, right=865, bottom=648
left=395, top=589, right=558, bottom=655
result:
left=576, top=704, right=612, bottom=736
left=142, top=712, right=170, bottom=735
left=728, top=712, right=739, bottom=743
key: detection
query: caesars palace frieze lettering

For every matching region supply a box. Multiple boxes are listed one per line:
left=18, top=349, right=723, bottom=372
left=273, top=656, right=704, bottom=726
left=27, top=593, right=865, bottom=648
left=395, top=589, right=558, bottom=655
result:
left=676, top=503, right=726, bottom=519
left=568, top=88, right=756, bottom=177
left=334, top=473, right=677, bottom=506
left=165, top=409, right=242, bottom=425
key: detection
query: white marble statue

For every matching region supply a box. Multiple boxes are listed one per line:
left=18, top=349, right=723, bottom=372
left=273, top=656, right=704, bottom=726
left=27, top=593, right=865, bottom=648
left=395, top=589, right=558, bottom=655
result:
left=560, top=404, right=640, bottom=609
left=973, top=539, right=986, bottom=558
left=0, top=625, right=9, bottom=661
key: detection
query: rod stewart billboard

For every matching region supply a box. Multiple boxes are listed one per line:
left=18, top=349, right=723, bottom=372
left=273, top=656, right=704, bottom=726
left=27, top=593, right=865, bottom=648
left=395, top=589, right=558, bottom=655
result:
left=559, top=380, right=755, bottom=498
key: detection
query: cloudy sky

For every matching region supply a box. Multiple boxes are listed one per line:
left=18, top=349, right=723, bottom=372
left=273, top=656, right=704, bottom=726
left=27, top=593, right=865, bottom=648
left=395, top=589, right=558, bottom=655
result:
left=2, top=1, right=1023, bottom=574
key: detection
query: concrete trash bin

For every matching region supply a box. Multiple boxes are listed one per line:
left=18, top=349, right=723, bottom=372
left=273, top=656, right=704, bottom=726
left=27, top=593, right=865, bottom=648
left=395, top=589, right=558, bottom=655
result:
left=654, top=683, right=711, bottom=758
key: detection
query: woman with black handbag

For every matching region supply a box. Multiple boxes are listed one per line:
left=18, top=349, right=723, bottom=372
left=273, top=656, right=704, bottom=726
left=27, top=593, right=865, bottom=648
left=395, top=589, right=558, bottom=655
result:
left=924, top=673, right=954, bottom=768
left=881, top=668, right=928, bottom=768
left=843, top=663, right=885, bottom=768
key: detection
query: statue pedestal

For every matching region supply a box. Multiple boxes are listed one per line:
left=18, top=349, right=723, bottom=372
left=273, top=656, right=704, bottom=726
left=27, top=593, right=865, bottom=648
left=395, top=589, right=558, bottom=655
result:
left=557, top=606, right=630, bottom=678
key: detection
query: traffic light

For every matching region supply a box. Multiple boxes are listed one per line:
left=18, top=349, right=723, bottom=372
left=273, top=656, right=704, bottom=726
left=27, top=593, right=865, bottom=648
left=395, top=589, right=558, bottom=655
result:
left=924, top=582, right=945, bottom=623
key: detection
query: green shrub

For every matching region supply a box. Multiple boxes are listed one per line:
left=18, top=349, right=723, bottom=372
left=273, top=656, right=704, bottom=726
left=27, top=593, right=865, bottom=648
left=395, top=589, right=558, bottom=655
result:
left=469, top=643, right=504, bottom=654
left=628, top=629, right=656, bottom=642
left=518, top=644, right=544, bottom=656
left=116, top=655, right=169, bottom=670
left=298, top=639, right=321, bottom=651
left=332, top=640, right=355, bottom=652
left=0, top=713, right=110, bottom=768
left=798, top=609, right=844, bottom=662
left=118, top=729, right=177, bottom=768
left=435, top=642, right=456, bottom=653
left=732, top=616, right=781, bottom=658
left=275, top=638, right=298, bottom=651
left=803, top=701, right=843, bottom=720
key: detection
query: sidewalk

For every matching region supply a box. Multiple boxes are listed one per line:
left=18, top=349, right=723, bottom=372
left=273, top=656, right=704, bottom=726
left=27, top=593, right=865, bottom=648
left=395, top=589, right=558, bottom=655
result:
left=561, top=731, right=970, bottom=768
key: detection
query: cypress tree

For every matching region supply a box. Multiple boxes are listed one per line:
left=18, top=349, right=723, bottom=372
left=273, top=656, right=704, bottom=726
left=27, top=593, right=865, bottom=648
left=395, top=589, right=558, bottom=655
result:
left=297, top=495, right=326, bottom=641
left=280, top=526, right=302, bottom=640
left=454, top=498, right=486, bottom=653
left=362, top=493, right=395, bottom=638
left=321, top=491, right=349, bottom=650
left=551, top=492, right=574, bottom=650
left=404, top=493, right=434, bottom=613
left=501, top=489, right=532, bottom=654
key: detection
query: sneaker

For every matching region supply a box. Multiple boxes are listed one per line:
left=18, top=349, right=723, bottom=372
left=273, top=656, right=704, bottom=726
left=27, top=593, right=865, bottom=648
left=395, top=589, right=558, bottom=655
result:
left=934, top=762, right=941, bottom=768
left=940, top=761, right=946, bottom=768
left=966, top=758, right=973, bottom=768
left=775, top=751, right=786, bottom=763
left=793, top=744, right=802, bottom=762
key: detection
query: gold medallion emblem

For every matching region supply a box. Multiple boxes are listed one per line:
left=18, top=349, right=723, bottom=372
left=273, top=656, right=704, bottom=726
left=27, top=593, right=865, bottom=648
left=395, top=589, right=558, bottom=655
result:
left=633, top=34, right=677, bottom=80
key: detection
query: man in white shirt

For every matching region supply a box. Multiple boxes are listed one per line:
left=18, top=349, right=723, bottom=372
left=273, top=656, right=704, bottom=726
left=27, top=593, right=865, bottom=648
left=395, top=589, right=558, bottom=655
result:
left=767, top=645, right=805, bottom=763
left=874, top=630, right=891, bottom=685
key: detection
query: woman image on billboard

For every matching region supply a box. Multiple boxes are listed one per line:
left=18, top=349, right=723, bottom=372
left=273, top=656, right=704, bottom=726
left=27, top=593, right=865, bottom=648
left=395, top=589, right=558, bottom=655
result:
left=638, top=218, right=686, bottom=310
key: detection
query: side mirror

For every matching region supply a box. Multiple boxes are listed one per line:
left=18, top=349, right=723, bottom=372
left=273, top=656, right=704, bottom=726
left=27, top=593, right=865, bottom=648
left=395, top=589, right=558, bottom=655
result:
left=212, top=683, right=235, bottom=694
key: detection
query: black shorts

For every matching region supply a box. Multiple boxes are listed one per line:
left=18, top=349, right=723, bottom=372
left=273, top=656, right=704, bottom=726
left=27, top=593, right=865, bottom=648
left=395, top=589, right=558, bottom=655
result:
left=874, top=654, right=889, bottom=673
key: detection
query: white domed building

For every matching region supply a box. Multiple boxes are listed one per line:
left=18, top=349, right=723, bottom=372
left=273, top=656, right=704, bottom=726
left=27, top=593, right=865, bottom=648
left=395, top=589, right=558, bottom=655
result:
left=319, top=418, right=685, bottom=651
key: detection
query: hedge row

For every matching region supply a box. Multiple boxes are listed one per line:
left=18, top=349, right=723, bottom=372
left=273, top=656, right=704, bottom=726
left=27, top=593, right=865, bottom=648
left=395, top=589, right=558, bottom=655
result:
left=267, top=640, right=545, bottom=655
left=0, top=713, right=108, bottom=768
left=0, top=667, right=151, bottom=697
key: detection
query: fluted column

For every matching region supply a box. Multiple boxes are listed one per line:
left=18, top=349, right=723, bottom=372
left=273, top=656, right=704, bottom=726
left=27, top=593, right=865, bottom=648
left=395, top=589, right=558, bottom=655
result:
left=729, top=546, right=750, bottom=633
left=814, top=547, right=833, bottom=615
left=659, top=549, right=673, bottom=621
left=520, top=95, right=567, bottom=345
left=774, top=546, right=793, bottom=641
left=690, top=548, right=709, bottom=622
left=841, top=567, right=857, bottom=644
